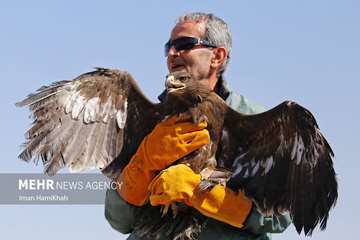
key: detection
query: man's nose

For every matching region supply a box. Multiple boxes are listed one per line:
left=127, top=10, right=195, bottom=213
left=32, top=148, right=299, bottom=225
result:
left=167, top=46, right=180, bottom=57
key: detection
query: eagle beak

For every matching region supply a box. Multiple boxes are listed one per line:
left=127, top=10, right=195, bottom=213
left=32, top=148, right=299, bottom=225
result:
left=165, top=75, right=186, bottom=92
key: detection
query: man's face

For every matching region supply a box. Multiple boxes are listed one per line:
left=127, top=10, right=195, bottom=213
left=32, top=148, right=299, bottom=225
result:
left=166, top=21, right=215, bottom=86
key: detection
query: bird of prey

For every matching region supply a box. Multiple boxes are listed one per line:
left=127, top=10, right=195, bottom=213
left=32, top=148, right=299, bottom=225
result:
left=16, top=68, right=337, bottom=238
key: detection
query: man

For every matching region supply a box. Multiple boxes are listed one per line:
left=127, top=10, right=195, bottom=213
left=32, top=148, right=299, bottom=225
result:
left=105, top=12, right=291, bottom=240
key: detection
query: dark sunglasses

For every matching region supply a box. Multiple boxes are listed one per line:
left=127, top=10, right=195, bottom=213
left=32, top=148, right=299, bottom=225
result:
left=164, top=36, right=217, bottom=56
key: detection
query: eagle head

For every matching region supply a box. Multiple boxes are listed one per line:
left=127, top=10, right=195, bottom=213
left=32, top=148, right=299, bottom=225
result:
left=163, top=70, right=212, bottom=107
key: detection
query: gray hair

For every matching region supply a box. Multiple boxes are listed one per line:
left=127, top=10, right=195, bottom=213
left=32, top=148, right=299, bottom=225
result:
left=177, top=12, right=232, bottom=77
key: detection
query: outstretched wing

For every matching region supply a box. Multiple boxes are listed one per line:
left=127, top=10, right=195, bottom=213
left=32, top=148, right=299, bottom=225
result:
left=16, top=68, right=161, bottom=177
left=218, top=101, right=337, bottom=236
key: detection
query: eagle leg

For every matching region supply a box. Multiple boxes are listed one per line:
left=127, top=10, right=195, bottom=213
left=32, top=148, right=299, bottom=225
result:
left=198, top=166, right=232, bottom=192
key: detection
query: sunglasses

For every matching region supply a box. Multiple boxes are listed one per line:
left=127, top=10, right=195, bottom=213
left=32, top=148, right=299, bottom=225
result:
left=164, top=36, right=217, bottom=56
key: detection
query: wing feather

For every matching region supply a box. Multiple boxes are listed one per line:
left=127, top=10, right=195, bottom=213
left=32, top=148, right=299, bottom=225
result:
left=17, top=68, right=160, bottom=177
left=222, top=101, right=337, bottom=235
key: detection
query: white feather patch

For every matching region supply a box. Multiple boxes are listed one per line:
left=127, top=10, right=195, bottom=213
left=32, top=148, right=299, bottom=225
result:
left=116, top=100, right=128, bottom=129
left=250, top=158, right=256, bottom=167
left=232, top=151, right=247, bottom=168
left=101, top=96, right=113, bottom=123
left=243, top=169, right=249, bottom=178
left=252, top=161, right=260, bottom=176
left=57, top=91, right=69, bottom=107
left=65, top=91, right=79, bottom=114
left=264, top=156, right=274, bottom=174
left=311, top=130, right=322, bottom=164
left=296, top=136, right=304, bottom=165
left=233, top=163, right=243, bottom=176
left=84, top=97, right=100, bottom=123
left=291, top=133, right=299, bottom=159
left=96, top=159, right=106, bottom=169
left=71, top=94, right=86, bottom=119
left=222, top=129, right=229, bottom=141
left=291, top=133, right=305, bottom=165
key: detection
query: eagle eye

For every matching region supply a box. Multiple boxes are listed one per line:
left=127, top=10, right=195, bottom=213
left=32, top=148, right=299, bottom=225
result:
left=178, top=76, right=190, bottom=82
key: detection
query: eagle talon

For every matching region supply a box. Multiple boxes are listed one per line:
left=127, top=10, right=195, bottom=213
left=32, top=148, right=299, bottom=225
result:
left=16, top=67, right=337, bottom=236
left=171, top=202, right=179, bottom=219
left=160, top=204, right=170, bottom=217
left=198, top=180, right=215, bottom=191
left=160, top=203, right=179, bottom=219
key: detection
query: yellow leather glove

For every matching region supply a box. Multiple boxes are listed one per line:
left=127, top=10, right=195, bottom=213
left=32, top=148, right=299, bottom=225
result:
left=116, top=116, right=210, bottom=206
left=149, top=164, right=253, bottom=228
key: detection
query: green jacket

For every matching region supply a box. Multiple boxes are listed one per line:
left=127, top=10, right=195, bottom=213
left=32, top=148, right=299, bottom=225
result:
left=104, top=82, right=291, bottom=240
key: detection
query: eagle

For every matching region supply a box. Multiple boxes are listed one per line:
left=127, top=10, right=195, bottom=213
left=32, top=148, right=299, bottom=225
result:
left=16, top=68, right=337, bottom=238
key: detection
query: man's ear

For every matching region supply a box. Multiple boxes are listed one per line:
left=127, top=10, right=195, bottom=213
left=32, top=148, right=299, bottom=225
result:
left=210, top=47, right=227, bottom=70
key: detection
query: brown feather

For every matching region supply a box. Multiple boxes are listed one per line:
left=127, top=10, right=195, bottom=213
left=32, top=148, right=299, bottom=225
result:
left=17, top=68, right=337, bottom=238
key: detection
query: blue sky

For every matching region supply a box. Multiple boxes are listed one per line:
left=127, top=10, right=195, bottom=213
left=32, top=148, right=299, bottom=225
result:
left=1, top=0, right=359, bottom=239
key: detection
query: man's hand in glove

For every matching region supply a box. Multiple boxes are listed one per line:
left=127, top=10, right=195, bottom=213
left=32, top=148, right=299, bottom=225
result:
left=149, top=164, right=253, bottom=228
left=116, top=116, right=210, bottom=206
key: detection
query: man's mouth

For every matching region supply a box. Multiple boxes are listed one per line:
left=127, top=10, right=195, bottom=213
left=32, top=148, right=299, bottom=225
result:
left=170, top=64, right=186, bottom=72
